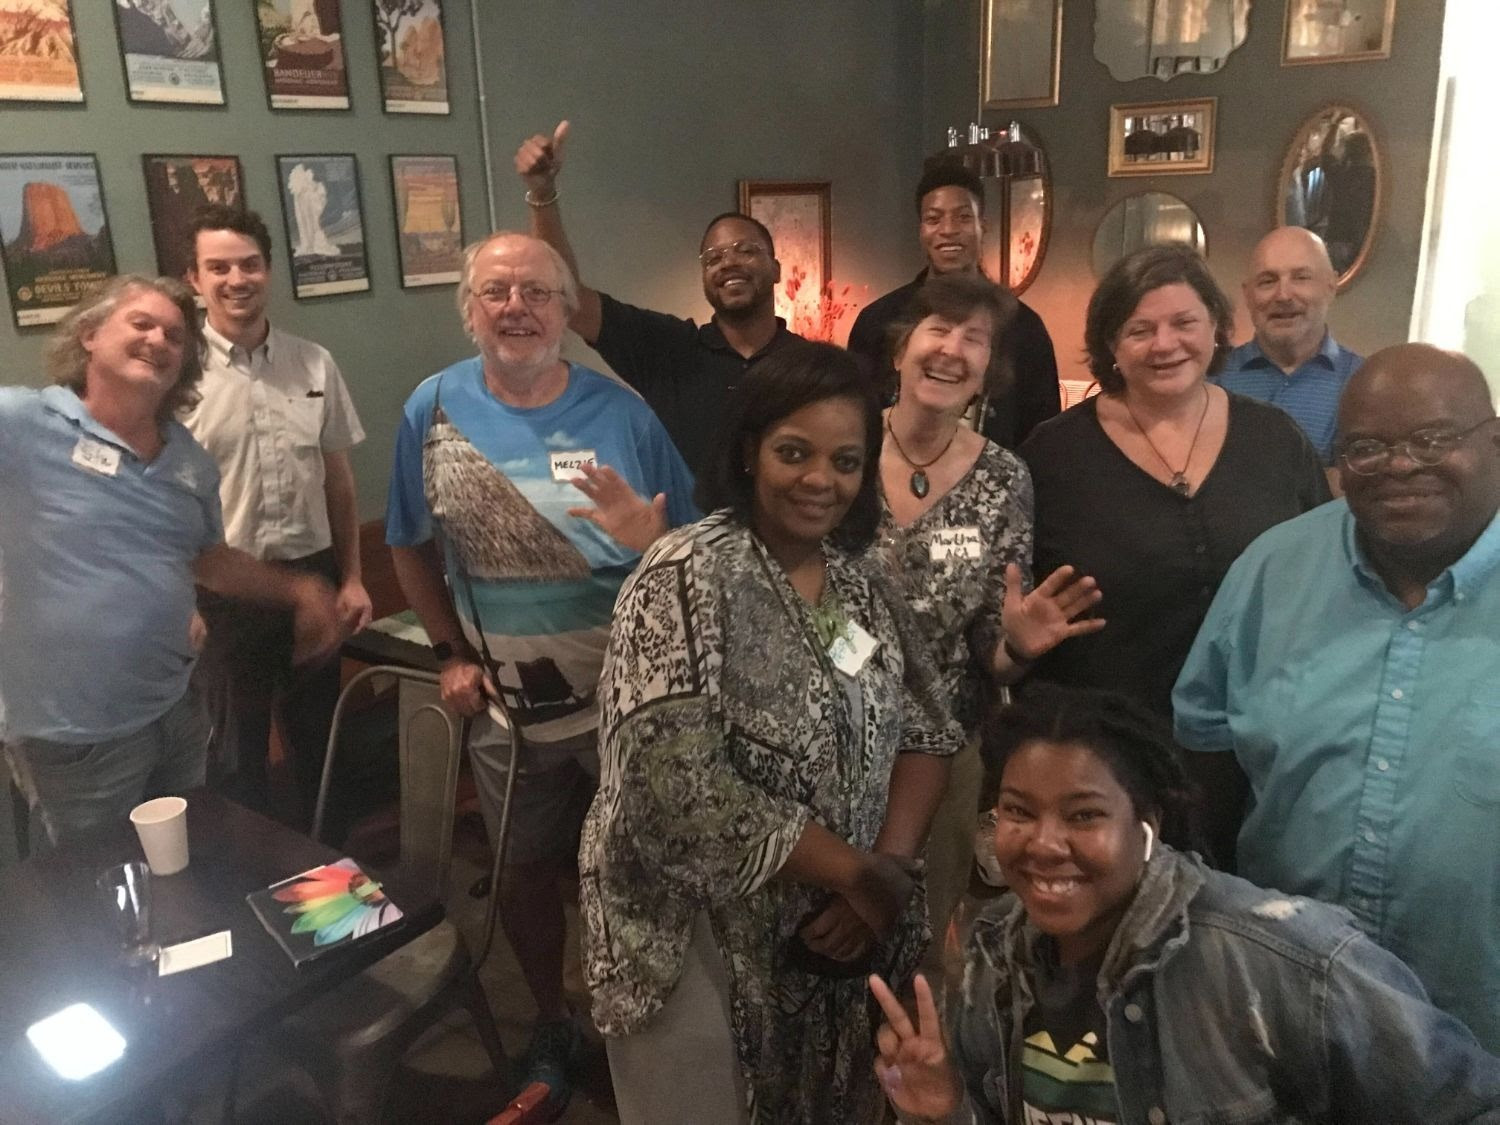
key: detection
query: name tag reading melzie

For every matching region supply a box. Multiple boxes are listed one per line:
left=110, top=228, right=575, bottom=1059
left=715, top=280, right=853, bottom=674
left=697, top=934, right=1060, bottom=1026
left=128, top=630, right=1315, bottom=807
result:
left=827, top=618, right=879, bottom=677
left=549, top=450, right=597, bottom=482
left=929, top=526, right=981, bottom=562
left=71, top=438, right=121, bottom=477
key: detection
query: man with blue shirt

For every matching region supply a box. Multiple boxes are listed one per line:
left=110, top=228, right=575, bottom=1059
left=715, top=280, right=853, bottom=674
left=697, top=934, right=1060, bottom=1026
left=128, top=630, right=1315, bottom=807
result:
left=0, top=276, right=342, bottom=852
left=1175, top=343, right=1500, bottom=1051
left=1213, top=226, right=1361, bottom=469
left=387, top=231, right=695, bottom=1111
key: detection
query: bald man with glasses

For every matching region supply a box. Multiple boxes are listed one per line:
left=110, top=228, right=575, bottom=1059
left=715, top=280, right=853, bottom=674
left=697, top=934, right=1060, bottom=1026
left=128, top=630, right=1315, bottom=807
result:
left=1174, top=343, right=1500, bottom=1052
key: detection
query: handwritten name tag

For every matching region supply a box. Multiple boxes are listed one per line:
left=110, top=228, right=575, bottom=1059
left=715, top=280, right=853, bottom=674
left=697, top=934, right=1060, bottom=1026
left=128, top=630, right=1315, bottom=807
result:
left=71, top=438, right=121, bottom=477
left=549, top=449, right=597, bottom=482
left=827, top=618, right=879, bottom=677
left=930, top=526, right=981, bottom=562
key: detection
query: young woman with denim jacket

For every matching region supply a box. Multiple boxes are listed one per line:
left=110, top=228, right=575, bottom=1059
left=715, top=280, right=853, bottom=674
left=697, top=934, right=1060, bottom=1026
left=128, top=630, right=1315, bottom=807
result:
left=870, top=684, right=1500, bottom=1124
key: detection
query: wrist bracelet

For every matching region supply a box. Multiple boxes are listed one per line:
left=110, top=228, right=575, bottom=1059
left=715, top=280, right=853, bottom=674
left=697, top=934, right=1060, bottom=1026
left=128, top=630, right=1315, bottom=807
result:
left=524, top=187, right=559, bottom=208
left=1002, top=635, right=1036, bottom=668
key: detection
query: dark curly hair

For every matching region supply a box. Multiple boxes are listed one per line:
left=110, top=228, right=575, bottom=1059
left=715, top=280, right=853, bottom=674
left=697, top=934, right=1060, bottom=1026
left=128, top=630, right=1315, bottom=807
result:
left=186, top=203, right=273, bottom=265
left=1084, top=243, right=1234, bottom=394
left=981, top=682, right=1202, bottom=854
left=696, top=341, right=883, bottom=553
left=914, top=161, right=986, bottom=216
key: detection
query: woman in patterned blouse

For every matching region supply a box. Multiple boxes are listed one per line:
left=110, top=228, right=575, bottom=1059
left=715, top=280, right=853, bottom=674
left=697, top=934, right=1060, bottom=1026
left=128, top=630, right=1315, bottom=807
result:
left=580, top=342, right=963, bottom=1124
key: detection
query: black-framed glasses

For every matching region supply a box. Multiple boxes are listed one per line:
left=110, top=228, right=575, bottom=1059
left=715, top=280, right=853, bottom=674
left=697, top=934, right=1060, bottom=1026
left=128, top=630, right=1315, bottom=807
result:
left=1338, top=418, right=1494, bottom=475
left=475, top=283, right=563, bottom=308
left=698, top=240, right=767, bottom=269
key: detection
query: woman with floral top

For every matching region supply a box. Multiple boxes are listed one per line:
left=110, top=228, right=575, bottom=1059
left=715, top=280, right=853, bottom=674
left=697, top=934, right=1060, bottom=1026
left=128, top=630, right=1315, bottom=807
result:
left=580, top=342, right=962, bottom=1124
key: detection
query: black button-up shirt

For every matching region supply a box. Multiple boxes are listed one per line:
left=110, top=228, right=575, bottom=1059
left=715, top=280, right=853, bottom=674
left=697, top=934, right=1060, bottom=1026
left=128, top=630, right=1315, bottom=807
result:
left=595, top=293, right=802, bottom=479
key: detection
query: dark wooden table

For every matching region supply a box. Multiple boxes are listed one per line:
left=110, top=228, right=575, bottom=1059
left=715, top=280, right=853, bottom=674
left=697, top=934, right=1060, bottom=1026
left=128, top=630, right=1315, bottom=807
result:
left=0, top=791, right=442, bottom=1124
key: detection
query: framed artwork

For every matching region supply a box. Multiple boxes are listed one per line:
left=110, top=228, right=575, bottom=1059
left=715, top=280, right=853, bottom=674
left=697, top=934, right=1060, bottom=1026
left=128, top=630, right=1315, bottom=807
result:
left=111, top=0, right=225, bottom=105
left=275, top=154, right=369, bottom=298
left=0, top=153, right=116, bottom=327
left=736, top=180, right=831, bottom=340
left=1277, top=104, right=1382, bottom=287
left=1283, top=0, right=1395, bottom=65
left=388, top=154, right=462, bottom=287
left=1108, top=98, right=1217, bottom=177
left=255, top=0, right=350, bottom=110
left=981, top=0, right=1061, bottom=109
left=373, top=0, right=448, bottom=114
left=142, top=155, right=245, bottom=280
left=0, top=0, right=84, bottom=103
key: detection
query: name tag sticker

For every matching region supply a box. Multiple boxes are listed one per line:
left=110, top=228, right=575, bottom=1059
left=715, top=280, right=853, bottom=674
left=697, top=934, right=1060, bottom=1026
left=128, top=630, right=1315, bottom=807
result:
left=70, top=438, right=121, bottom=477
left=549, top=450, right=597, bottom=482
left=827, top=619, right=879, bottom=677
left=158, top=930, right=233, bottom=976
left=930, top=526, right=982, bottom=562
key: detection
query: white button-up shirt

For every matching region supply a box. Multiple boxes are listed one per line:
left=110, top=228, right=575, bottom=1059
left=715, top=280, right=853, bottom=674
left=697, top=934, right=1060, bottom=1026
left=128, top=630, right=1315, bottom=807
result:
left=186, top=322, right=364, bottom=560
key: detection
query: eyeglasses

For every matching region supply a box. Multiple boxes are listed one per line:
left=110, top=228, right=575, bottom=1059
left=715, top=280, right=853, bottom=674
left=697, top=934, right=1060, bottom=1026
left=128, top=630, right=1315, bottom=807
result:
left=1338, top=419, right=1494, bottom=475
left=475, top=283, right=563, bottom=308
left=698, top=240, right=767, bottom=269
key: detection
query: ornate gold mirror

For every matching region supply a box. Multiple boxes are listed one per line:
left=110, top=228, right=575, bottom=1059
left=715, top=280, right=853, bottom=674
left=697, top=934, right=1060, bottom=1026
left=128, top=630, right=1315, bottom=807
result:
left=1092, top=191, right=1206, bottom=277
left=1276, top=104, right=1381, bottom=288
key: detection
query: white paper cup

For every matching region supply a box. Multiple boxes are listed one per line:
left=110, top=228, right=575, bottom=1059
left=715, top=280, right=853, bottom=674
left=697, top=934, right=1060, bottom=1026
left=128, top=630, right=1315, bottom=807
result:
left=129, top=797, right=189, bottom=876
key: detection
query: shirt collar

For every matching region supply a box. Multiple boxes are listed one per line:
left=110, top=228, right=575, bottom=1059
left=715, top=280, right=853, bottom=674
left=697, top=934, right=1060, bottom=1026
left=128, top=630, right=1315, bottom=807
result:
left=698, top=315, right=793, bottom=359
left=1343, top=503, right=1500, bottom=602
left=1239, top=332, right=1340, bottom=372
left=202, top=318, right=275, bottom=365
left=39, top=384, right=187, bottom=462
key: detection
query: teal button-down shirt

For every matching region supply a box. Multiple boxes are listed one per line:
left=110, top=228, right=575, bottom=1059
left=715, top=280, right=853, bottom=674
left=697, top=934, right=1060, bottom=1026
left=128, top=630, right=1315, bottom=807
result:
left=1174, top=501, right=1500, bottom=1051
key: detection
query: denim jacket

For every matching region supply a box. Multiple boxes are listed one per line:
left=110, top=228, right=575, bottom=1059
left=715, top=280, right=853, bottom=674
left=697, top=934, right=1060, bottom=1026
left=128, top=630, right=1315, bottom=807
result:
left=942, top=846, right=1500, bottom=1124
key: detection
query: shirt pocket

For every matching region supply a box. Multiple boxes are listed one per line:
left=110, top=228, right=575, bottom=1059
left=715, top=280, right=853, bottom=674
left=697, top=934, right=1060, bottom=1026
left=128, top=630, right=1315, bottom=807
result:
left=278, top=395, right=325, bottom=453
left=1453, top=701, right=1500, bottom=807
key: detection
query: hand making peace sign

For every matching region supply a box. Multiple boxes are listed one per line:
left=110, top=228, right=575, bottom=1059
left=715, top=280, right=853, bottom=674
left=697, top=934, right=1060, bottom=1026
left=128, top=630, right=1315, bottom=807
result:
left=869, top=972, right=961, bottom=1120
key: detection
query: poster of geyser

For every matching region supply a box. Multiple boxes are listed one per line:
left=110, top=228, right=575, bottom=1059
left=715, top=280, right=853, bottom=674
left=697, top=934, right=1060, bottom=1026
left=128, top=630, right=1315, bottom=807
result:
left=276, top=154, right=369, bottom=298
left=0, top=154, right=115, bottom=327
left=112, top=0, right=224, bottom=105
left=256, top=0, right=349, bottom=109
left=0, top=0, right=84, bottom=103
left=373, top=0, right=448, bottom=114
left=390, top=155, right=461, bottom=286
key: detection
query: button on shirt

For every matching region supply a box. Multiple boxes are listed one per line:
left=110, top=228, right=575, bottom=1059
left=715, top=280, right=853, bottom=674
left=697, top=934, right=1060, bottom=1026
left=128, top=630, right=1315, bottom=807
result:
left=1174, top=502, right=1500, bottom=1051
left=0, top=387, right=223, bottom=743
left=185, top=323, right=364, bottom=560
left=1211, top=334, right=1363, bottom=463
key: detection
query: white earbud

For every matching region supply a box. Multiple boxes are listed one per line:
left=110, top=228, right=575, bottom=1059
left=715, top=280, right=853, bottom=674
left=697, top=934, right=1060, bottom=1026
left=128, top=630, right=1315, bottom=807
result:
left=1141, top=821, right=1155, bottom=864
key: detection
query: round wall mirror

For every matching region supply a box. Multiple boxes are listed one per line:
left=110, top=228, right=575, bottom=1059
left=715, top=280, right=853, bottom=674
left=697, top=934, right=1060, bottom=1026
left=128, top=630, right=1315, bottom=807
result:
left=1277, top=104, right=1381, bottom=288
left=1092, top=191, right=1206, bottom=276
left=1094, top=0, right=1252, bottom=81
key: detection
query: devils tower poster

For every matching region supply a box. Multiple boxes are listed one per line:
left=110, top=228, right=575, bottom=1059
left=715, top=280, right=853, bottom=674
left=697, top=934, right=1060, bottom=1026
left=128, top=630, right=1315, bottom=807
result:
left=0, top=154, right=115, bottom=327
left=0, top=0, right=83, bottom=102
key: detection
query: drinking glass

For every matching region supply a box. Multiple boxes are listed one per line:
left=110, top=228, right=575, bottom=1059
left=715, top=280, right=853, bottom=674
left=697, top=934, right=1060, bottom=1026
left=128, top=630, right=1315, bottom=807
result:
left=97, top=861, right=159, bottom=967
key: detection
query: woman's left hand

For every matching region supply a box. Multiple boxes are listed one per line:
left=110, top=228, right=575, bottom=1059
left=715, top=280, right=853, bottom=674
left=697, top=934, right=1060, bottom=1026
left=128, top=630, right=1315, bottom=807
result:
left=567, top=463, right=669, bottom=552
left=997, top=562, right=1106, bottom=671
left=798, top=896, right=875, bottom=962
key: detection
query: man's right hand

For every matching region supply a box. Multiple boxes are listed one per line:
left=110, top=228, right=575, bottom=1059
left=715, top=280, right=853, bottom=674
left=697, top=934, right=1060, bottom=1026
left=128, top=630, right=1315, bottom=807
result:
left=439, top=657, right=496, bottom=718
left=844, top=852, right=918, bottom=938
left=516, top=120, right=569, bottom=192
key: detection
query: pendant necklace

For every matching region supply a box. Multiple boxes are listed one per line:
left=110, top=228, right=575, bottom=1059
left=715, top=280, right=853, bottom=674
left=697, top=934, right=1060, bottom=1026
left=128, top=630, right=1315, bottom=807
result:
left=885, top=413, right=958, bottom=499
left=1123, top=385, right=1211, bottom=496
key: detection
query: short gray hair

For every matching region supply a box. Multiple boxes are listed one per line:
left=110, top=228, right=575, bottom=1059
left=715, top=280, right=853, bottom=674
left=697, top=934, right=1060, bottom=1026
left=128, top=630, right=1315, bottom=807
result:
left=455, top=231, right=579, bottom=339
left=46, top=275, right=206, bottom=422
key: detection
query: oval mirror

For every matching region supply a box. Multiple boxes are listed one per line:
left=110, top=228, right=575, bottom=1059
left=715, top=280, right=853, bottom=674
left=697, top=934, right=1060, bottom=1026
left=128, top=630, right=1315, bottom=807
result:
left=1276, top=104, right=1380, bottom=288
left=1092, top=191, right=1206, bottom=277
left=1094, top=0, right=1252, bottom=81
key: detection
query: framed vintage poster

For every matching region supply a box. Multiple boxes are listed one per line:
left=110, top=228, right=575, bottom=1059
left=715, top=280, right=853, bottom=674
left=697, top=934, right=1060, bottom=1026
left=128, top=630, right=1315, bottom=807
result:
left=389, top=155, right=462, bottom=287
left=981, top=0, right=1061, bottom=110
left=373, top=0, right=448, bottom=114
left=0, top=153, right=116, bottom=327
left=1283, top=0, right=1395, bottom=65
left=1108, top=98, right=1217, bottom=177
left=275, top=154, right=369, bottom=298
left=0, top=0, right=85, bottom=103
left=736, top=180, right=831, bottom=340
left=111, top=0, right=225, bottom=105
left=255, top=0, right=350, bottom=110
left=142, top=155, right=245, bottom=280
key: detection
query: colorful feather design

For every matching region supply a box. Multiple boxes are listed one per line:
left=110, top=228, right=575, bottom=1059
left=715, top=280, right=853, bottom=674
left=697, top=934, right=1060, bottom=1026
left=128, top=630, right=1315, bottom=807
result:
left=271, top=859, right=403, bottom=946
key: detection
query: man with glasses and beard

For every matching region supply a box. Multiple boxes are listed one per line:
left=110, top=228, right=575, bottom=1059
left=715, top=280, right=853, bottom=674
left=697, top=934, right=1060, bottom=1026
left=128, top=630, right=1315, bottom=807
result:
left=516, top=121, right=803, bottom=478
left=1175, top=344, right=1500, bottom=1053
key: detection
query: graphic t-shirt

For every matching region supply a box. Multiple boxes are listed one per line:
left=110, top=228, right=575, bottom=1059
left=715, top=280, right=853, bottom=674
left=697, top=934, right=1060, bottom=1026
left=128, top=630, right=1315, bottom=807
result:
left=1020, top=950, right=1119, bottom=1124
left=386, top=359, right=697, bottom=744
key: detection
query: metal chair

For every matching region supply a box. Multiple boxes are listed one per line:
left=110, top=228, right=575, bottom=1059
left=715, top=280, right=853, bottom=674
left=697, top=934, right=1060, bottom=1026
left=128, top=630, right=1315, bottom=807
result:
left=271, top=664, right=513, bottom=1123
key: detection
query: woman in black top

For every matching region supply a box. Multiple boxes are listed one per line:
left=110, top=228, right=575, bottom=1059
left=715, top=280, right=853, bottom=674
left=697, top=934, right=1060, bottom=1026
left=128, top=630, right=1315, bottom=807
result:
left=1018, top=245, right=1327, bottom=719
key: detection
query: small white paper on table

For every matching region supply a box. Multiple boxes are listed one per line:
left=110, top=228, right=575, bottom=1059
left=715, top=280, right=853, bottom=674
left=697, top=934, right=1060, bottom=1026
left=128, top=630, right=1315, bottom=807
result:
left=158, top=930, right=233, bottom=976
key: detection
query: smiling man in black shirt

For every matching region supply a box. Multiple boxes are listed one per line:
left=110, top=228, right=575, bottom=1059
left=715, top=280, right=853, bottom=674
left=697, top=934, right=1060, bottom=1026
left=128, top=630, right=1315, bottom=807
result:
left=517, top=121, right=802, bottom=478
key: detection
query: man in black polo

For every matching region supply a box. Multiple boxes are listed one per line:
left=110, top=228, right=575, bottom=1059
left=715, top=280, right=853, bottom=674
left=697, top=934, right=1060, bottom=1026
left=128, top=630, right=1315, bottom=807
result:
left=847, top=163, right=1061, bottom=450
left=517, top=121, right=801, bottom=477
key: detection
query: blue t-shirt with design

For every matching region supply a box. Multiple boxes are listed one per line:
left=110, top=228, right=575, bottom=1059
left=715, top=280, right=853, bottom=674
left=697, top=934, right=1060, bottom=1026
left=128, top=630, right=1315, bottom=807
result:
left=386, top=359, right=697, bottom=743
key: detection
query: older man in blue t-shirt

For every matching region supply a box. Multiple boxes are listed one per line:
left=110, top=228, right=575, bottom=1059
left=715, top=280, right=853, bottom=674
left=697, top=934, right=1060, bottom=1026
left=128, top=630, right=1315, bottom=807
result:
left=1213, top=226, right=1361, bottom=471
